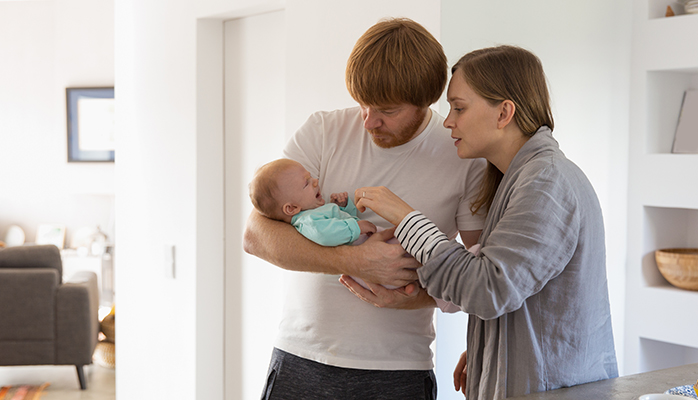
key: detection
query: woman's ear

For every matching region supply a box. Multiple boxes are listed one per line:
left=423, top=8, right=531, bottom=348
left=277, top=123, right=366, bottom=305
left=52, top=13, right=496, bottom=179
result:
left=283, top=203, right=301, bottom=217
left=497, top=100, right=516, bottom=129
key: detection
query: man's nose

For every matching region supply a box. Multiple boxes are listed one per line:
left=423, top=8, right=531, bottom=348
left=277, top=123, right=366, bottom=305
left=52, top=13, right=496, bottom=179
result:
left=363, top=108, right=382, bottom=131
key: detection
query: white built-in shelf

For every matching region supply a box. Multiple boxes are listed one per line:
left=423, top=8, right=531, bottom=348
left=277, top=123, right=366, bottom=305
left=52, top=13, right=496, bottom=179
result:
left=625, top=0, right=698, bottom=375
left=634, top=156, right=698, bottom=207
left=646, top=70, right=698, bottom=154
left=648, top=0, right=698, bottom=19
left=639, top=337, right=698, bottom=372
left=640, top=21, right=698, bottom=71
left=643, top=206, right=698, bottom=255
left=635, top=287, right=698, bottom=348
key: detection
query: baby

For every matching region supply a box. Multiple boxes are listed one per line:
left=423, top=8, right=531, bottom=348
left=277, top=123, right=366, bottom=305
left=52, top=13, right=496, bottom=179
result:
left=249, top=158, right=377, bottom=248
left=249, top=158, right=475, bottom=308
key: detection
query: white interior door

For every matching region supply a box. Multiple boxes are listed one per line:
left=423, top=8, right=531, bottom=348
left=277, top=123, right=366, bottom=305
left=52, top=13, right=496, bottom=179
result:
left=223, top=9, right=286, bottom=400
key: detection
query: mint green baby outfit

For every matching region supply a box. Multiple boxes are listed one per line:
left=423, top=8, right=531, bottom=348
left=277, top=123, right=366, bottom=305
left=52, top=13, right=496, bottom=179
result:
left=291, top=200, right=361, bottom=247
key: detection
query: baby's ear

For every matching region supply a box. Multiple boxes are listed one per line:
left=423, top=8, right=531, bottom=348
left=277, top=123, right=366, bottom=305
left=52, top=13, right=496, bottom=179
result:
left=282, top=203, right=301, bottom=217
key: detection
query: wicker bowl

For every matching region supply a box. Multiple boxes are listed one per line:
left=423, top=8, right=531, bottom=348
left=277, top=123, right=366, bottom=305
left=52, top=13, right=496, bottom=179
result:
left=93, top=341, right=115, bottom=369
left=655, top=248, right=698, bottom=291
left=101, top=314, right=115, bottom=342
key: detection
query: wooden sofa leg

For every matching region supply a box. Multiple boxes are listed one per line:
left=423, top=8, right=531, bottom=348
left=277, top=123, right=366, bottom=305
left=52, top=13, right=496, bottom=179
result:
left=76, top=365, right=87, bottom=390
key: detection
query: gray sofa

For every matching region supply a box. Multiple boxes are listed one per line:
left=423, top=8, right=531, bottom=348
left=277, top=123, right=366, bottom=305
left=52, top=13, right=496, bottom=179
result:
left=0, top=245, right=99, bottom=389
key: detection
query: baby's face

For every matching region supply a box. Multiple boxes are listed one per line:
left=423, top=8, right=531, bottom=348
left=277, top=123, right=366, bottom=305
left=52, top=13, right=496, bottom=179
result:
left=278, top=162, right=325, bottom=211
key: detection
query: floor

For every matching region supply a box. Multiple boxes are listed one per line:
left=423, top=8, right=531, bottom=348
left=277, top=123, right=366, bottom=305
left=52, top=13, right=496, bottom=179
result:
left=0, top=364, right=115, bottom=400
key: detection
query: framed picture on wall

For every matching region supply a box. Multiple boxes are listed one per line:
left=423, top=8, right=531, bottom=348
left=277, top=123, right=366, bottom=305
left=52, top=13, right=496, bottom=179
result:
left=35, top=224, right=66, bottom=249
left=66, top=87, right=115, bottom=162
left=672, top=89, right=698, bottom=154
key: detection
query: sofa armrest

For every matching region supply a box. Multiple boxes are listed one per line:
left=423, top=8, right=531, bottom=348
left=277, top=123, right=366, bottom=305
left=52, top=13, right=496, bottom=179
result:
left=56, top=271, right=100, bottom=365
left=0, top=269, right=59, bottom=341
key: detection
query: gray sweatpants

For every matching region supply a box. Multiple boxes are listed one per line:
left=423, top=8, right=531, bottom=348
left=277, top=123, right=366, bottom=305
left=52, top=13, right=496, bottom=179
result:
left=261, top=348, right=437, bottom=400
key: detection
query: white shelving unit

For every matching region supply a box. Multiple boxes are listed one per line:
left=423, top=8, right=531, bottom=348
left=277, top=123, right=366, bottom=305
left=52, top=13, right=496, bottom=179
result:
left=624, top=0, right=698, bottom=375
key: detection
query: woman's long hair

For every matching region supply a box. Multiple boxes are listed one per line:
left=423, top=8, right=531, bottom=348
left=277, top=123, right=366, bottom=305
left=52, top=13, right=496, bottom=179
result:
left=452, top=45, right=554, bottom=214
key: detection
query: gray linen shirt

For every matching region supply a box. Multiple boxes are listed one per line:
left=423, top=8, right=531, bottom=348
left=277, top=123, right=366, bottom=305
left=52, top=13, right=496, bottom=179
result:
left=418, top=127, right=618, bottom=399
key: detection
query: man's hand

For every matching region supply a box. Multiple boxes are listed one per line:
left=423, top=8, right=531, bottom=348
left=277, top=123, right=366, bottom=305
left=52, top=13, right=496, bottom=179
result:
left=339, top=276, right=436, bottom=310
left=454, top=350, right=467, bottom=397
left=358, top=220, right=377, bottom=235
left=330, top=192, right=349, bottom=207
left=347, top=227, right=420, bottom=287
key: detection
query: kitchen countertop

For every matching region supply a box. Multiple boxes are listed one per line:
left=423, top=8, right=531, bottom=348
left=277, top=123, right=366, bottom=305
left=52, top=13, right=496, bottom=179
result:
left=507, top=363, right=698, bottom=400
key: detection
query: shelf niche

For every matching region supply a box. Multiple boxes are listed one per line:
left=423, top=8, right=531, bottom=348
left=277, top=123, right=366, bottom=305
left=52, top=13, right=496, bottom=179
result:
left=648, top=0, right=687, bottom=19
left=642, top=206, right=698, bottom=287
left=646, top=69, right=698, bottom=154
left=640, top=338, right=698, bottom=371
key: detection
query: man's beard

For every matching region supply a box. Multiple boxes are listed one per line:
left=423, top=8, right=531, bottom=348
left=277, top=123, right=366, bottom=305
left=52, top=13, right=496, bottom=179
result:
left=369, top=108, right=428, bottom=149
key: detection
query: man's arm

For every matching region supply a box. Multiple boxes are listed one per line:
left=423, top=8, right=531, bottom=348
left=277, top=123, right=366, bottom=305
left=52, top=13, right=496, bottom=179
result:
left=243, top=210, right=420, bottom=285
left=243, top=210, right=345, bottom=274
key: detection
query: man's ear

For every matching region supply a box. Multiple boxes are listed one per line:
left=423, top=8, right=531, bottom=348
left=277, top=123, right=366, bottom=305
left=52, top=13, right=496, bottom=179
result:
left=283, top=203, right=301, bottom=217
left=497, top=100, right=516, bottom=129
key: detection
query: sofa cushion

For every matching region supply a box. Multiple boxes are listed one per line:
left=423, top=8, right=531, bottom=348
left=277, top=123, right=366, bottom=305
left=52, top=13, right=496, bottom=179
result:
left=0, top=341, right=55, bottom=365
left=0, top=269, right=59, bottom=340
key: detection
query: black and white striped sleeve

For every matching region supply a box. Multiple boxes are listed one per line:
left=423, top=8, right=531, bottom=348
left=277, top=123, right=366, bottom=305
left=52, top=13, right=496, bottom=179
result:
left=394, top=211, right=449, bottom=264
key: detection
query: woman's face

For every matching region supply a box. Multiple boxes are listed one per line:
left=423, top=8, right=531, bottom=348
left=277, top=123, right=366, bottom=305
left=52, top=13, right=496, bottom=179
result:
left=444, top=71, right=503, bottom=160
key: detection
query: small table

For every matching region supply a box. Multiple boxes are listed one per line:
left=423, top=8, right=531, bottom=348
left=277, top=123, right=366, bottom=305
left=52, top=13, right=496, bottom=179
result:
left=508, top=363, right=698, bottom=400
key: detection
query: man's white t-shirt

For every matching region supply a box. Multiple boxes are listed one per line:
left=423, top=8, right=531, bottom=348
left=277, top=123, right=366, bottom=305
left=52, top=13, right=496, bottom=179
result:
left=278, top=106, right=486, bottom=370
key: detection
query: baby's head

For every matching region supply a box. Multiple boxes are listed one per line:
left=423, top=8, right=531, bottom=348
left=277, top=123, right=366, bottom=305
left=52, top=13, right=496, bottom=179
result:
left=249, top=159, right=325, bottom=222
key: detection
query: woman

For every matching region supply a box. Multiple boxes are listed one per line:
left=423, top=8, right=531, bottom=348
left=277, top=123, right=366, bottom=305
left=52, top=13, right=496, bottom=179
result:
left=343, top=46, right=618, bottom=399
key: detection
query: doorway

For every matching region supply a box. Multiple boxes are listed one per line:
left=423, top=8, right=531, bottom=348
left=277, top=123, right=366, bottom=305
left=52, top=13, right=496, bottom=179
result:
left=223, top=9, right=286, bottom=400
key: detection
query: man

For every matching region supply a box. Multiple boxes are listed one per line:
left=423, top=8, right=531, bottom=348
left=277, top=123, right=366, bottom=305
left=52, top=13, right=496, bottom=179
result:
left=244, top=18, right=485, bottom=399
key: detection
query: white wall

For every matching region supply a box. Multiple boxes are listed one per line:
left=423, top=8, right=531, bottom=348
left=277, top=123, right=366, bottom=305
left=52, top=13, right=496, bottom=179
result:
left=0, top=0, right=115, bottom=247
left=440, top=0, right=632, bottom=373
left=115, top=0, right=632, bottom=398
left=223, top=11, right=286, bottom=400
left=115, top=1, right=283, bottom=399
left=0, top=0, right=635, bottom=397
left=284, top=1, right=441, bottom=135
left=116, top=0, right=443, bottom=398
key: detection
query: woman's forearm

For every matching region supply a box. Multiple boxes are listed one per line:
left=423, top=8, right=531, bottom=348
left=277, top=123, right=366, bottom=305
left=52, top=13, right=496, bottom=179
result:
left=354, top=186, right=415, bottom=226
left=395, top=211, right=449, bottom=264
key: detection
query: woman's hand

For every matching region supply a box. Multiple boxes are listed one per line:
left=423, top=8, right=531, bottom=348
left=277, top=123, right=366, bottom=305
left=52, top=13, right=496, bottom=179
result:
left=354, top=186, right=415, bottom=226
left=454, top=350, right=467, bottom=396
left=339, top=276, right=436, bottom=309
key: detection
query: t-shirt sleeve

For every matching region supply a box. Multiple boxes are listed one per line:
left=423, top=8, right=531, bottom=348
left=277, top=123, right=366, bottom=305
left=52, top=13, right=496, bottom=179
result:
left=283, top=112, right=325, bottom=178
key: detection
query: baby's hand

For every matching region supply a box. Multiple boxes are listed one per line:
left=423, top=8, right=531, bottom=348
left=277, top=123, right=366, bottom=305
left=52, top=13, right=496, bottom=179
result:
left=358, top=220, right=377, bottom=235
left=330, top=192, right=349, bottom=207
